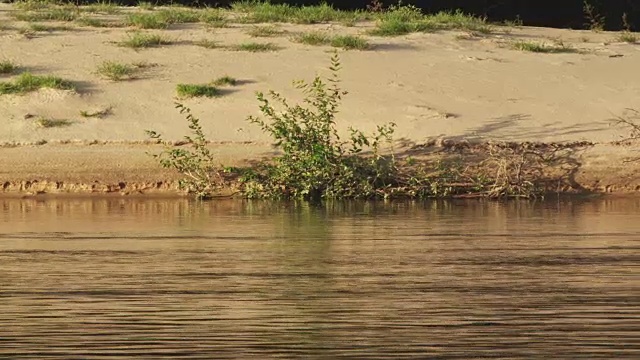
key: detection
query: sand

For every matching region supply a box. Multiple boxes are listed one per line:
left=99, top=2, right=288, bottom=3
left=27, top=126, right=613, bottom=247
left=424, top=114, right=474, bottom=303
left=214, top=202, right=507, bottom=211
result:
left=1, top=4, right=639, bottom=196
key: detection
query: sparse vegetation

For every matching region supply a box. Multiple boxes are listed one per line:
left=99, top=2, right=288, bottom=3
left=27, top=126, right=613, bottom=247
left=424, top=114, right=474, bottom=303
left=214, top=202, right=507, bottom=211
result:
left=96, top=61, right=137, bottom=81
left=246, top=25, right=285, bottom=37
left=36, top=117, right=73, bottom=128
left=176, top=83, right=220, bottom=98
left=13, top=6, right=80, bottom=22
left=27, top=23, right=73, bottom=32
left=617, top=32, right=638, bottom=43
left=126, top=8, right=201, bottom=29
left=612, top=108, right=640, bottom=141
left=0, top=72, right=75, bottom=94
left=199, top=9, right=228, bottom=27
left=294, top=32, right=371, bottom=50
left=76, top=17, right=125, bottom=28
left=212, top=76, right=238, bottom=86
left=147, top=52, right=553, bottom=200
left=0, top=60, right=19, bottom=75
left=231, top=1, right=369, bottom=25
left=118, top=32, right=171, bottom=49
left=227, top=42, right=280, bottom=52
left=126, top=12, right=170, bottom=29
left=193, top=38, right=220, bottom=49
left=616, top=13, right=638, bottom=43
left=370, top=5, right=490, bottom=36
left=510, top=40, right=578, bottom=53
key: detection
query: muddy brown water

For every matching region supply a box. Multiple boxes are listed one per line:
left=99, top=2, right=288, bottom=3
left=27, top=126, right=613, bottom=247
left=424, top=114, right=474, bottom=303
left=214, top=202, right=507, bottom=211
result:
left=0, top=198, right=638, bottom=359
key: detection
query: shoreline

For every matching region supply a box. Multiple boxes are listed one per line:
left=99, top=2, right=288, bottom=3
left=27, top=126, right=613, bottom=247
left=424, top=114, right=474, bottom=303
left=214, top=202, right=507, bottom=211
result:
left=2, top=140, right=639, bottom=198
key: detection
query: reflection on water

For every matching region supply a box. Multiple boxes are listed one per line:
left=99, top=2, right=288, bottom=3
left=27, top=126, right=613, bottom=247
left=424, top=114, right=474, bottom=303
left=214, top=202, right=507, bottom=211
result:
left=0, top=198, right=639, bottom=359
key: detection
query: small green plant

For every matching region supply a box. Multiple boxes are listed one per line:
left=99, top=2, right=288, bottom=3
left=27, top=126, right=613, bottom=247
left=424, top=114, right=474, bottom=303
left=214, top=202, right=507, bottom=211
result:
left=510, top=40, right=578, bottom=53
left=583, top=0, right=605, bottom=31
left=96, top=61, right=137, bottom=81
left=0, top=72, right=75, bottom=94
left=0, top=60, right=18, bottom=75
left=227, top=42, right=280, bottom=52
left=145, top=103, right=225, bottom=199
left=36, top=117, right=73, bottom=128
left=212, top=75, right=237, bottom=86
left=246, top=25, right=285, bottom=37
left=176, top=83, right=220, bottom=98
left=118, top=32, right=170, bottom=49
left=193, top=38, right=220, bottom=49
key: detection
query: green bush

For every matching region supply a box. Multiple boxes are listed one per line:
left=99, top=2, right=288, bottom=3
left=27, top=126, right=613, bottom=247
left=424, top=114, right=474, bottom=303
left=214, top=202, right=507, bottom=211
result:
left=243, top=52, right=396, bottom=200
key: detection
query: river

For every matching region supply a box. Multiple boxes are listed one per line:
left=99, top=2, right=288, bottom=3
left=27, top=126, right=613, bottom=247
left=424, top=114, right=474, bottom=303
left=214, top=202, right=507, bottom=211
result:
left=0, top=197, right=638, bottom=359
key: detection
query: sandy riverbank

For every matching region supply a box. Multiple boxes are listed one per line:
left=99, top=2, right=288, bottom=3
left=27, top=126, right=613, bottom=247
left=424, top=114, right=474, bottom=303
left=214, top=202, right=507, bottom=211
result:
left=1, top=4, right=639, bottom=197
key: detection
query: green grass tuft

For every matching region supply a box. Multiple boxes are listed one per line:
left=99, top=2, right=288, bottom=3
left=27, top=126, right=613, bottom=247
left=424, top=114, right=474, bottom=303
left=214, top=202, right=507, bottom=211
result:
left=27, top=23, right=73, bottom=32
left=193, top=38, right=221, bottom=49
left=199, top=9, right=228, bottom=27
left=96, top=61, right=137, bottom=81
left=118, top=32, right=171, bottom=49
left=510, top=40, right=578, bottom=53
left=36, top=117, right=73, bottom=128
left=227, top=42, right=281, bottom=52
left=370, top=6, right=490, bottom=36
left=76, top=17, right=126, bottom=28
left=329, top=35, right=370, bottom=50
left=617, top=31, right=638, bottom=44
left=212, top=75, right=238, bottom=86
left=0, top=72, right=75, bottom=94
left=126, top=8, right=201, bottom=29
left=126, top=13, right=169, bottom=29
left=176, top=83, right=220, bottom=98
left=295, top=32, right=370, bottom=50
left=0, top=60, right=19, bottom=75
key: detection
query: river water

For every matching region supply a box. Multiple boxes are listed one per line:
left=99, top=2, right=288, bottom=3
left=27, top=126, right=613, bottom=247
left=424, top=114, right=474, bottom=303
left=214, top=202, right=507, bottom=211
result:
left=0, top=197, right=638, bottom=359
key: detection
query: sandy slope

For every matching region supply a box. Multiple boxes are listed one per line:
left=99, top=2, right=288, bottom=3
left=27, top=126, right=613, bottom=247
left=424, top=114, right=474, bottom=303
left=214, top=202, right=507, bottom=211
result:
left=1, top=4, right=639, bottom=195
